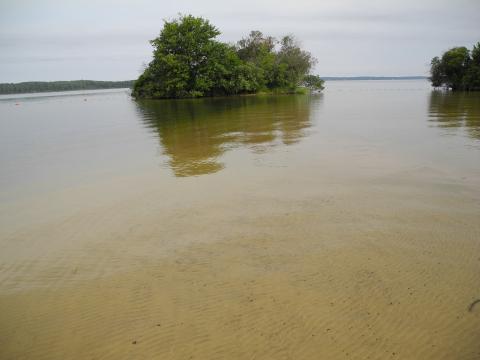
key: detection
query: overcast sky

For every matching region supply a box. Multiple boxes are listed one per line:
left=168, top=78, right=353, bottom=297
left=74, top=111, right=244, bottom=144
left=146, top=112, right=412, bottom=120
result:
left=1, top=0, right=479, bottom=82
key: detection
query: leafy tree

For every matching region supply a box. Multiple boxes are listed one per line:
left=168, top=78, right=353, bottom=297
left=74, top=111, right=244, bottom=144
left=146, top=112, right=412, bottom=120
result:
left=236, top=31, right=276, bottom=63
left=429, top=56, right=444, bottom=88
left=236, top=31, right=276, bottom=88
left=207, top=43, right=263, bottom=96
left=441, top=47, right=470, bottom=90
left=302, top=74, right=325, bottom=91
left=134, top=15, right=323, bottom=99
left=429, top=43, right=480, bottom=91
left=134, top=15, right=223, bottom=98
left=274, top=36, right=316, bottom=90
left=463, top=43, right=480, bottom=90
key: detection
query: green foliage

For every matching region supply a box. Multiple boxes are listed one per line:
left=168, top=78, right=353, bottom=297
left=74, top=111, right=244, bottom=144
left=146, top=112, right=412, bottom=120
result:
left=429, top=43, right=480, bottom=91
left=274, top=36, right=316, bottom=90
left=133, top=15, right=322, bottom=99
left=133, top=15, right=222, bottom=98
left=236, top=31, right=276, bottom=63
left=302, top=74, right=325, bottom=91
left=463, top=43, right=480, bottom=90
left=0, top=80, right=134, bottom=95
left=429, top=57, right=444, bottom=88
left=293, top=87, right=310, bottom=95
left=236, top=31, right=277, bottom=88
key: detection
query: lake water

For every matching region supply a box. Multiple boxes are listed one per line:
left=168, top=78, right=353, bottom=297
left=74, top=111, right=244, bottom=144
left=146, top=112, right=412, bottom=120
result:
left=1, top=80, right=479, bottom=359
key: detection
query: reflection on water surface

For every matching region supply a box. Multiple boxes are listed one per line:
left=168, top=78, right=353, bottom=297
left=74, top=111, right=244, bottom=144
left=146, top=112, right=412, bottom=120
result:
left=1, top=82, right=480, bottom=360
left=136, top=95, right=319, bottom=176
left=429, top=90, right=480, bottom=140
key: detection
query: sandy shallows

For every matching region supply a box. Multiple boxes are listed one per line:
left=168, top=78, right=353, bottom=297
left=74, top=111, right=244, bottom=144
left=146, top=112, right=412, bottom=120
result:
left=1, top=170, right=479, bottom=359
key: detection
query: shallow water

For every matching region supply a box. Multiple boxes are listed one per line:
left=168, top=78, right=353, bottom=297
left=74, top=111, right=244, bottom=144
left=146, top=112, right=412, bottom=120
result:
left=1, top=81, right=479, bottom=359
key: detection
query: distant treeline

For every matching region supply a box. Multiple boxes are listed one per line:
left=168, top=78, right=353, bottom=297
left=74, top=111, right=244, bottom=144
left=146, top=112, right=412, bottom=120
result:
left=0, top=80, right=134, bottom=95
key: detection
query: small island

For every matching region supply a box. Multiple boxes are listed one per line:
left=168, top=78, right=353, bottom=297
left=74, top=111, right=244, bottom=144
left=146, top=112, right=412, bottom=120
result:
left=132, top=15, right=324, bottom=99
left=430, top=42, right=480, bottom=91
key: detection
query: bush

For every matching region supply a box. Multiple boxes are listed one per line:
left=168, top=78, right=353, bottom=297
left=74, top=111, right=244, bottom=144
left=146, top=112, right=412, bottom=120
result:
left=133, top=15, right=323, bottom=99
left=429, top=43, right=480, bottom=91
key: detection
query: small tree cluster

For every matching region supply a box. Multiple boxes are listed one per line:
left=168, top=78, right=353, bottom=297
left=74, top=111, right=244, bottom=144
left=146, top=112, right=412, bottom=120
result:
left=133, top=15, right=323, bottom=99
left=430, top=42, right=480, bottom=91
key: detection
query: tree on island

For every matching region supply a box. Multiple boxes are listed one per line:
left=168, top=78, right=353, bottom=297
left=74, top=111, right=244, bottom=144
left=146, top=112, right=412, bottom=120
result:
left=132, top=15, right=324, bottom=99
left=429, top=42, right=480, bottom=91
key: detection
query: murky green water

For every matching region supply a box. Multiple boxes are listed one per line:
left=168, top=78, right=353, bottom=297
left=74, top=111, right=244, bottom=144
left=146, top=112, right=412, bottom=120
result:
left=1, top=81, right=479, bottom=199
left=1, top=81, right=479, bottom=359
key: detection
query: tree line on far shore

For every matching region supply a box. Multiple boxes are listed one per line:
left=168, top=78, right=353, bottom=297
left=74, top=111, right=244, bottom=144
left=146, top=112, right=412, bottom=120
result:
left=430, top=42, right=480, bottom=91
left=0, top=80, right=134, bottom=95
left=133, top=15, right=324, bottom=99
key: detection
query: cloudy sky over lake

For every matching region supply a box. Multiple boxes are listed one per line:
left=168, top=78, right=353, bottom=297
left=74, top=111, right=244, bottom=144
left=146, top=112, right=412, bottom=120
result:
left=1, top=0, right=479, bottom=82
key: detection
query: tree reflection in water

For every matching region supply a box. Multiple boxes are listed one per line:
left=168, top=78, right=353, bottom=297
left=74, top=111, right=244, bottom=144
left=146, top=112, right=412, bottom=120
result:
left=136, top=95, right=321, bottom=177
left=429, top=91, right=480, bottom=141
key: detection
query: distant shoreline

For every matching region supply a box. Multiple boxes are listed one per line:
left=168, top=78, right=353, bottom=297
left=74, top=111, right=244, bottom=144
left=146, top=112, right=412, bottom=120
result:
left=0, top=80, right=134, bottom=95
left=0, top=77, right=428, bottom=96
left=0, top=88, right=130, bottom=101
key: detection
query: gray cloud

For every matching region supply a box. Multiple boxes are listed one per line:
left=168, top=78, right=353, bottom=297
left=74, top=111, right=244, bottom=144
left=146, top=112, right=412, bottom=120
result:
left=1, top=0, right=479, bottom=81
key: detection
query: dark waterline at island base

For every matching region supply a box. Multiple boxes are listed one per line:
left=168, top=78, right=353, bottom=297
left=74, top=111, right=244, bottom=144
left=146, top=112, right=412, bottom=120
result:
left=0, top=80, right=479, bottom=359
left=0, top=77, right=428, bottom=96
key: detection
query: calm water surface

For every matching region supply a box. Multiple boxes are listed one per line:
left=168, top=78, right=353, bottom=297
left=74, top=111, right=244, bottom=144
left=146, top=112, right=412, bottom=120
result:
left=0, top=81, right=479, bottom=359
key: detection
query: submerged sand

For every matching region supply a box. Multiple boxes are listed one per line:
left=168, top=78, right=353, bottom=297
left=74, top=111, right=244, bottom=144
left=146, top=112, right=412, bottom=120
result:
left=1, top=84, right=479, bottom=359
left=1, top=165, right=479, bottom=359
